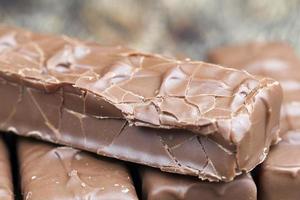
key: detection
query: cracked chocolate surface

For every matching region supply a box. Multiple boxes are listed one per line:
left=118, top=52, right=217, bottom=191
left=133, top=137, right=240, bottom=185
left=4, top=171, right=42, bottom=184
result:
left=18, top=138, right=138, bottom=200
left=0, top=138, right=13, bottom=200
left=140, top=167, right=257, bottom=200
left=0, top=26, right=282, bottom=181
left=208, top=42, right=300, bottom=135
left=208, top=42, right=300, bottom=199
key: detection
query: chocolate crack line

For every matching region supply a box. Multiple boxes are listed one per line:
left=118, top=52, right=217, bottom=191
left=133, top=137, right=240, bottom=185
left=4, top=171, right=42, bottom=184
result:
left=157, top=134, right=206, bottom=178
left=196, top=136, right=222, bottom=180
left=0, top=82, right=23, bottom=128
left=28, top=87, right=62, bottom=139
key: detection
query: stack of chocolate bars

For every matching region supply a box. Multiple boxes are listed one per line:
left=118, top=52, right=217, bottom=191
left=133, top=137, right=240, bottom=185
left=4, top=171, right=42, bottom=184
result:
left=0, top=25, right=297, bottom=200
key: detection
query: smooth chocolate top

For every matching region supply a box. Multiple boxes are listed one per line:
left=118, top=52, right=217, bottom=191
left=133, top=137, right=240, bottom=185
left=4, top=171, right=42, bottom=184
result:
left=0, top=138, right=13, bottom=200
left=18, top=138, right=138, bottom=200
left=263, top=132, right=300, bottom=170
left=208, top=42, right=300, bottom=135
left=259, top=132, right=300, bottom=200
left=140, top=167, right=256, bottom=200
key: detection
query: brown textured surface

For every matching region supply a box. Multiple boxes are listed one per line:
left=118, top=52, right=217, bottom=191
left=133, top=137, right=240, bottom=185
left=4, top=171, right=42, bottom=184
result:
left=0, top=138, right=13, bottom=200
left=140, top=167, right=257, bottom=200
left=0, top=26, right=282, bottom=181
left=18, top=138, right=138, bottom=200
left=208, top=42, right=300, bottom=199
left=208, top=42, right=300, bottom=135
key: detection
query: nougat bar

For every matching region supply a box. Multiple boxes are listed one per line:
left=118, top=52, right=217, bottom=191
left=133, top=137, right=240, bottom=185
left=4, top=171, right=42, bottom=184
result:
left=0, top=26, right=282, bottom=181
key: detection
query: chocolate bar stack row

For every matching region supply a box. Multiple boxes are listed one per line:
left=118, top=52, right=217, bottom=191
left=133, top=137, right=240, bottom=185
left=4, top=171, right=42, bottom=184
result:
left=0, top=25, right=296, bottom=200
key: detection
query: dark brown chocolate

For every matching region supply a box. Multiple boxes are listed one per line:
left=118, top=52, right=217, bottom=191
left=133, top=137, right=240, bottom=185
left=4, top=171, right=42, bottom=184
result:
left=0, top=26, right=282, bottom=181
left=208, top=42, right=300, bottom=199
left=0, top=138, right=14, bottom=200
left=140, top=167, right=257, bottom=200
left=18, top=138, right=138, bottom=200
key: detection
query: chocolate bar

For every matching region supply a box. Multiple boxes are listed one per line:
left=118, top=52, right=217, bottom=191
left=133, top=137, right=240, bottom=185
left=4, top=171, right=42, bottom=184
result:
left=0, top=138, right=14, bottom=200
left=18, top=138, right=138, bottom=200
left=0, top=26, right=282, bottom=181
left=208, top=42, right=300, bottom=199
left=140, top=167, right=257, bottom=200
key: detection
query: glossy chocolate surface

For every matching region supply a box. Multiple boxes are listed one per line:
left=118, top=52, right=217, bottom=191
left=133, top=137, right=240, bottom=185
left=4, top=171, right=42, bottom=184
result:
left=208, top=42, right=300, bottom=135
left=0, top=138, right=13, bottom=200
left=208, top=42, right=300, bottom=199
left=260, top=133, right=300, bottom=200
left=140, top=167, right=256, bottom=200
left=0, top=26, right=282, bottom=181
left=18, top=138, right=138, bottom=200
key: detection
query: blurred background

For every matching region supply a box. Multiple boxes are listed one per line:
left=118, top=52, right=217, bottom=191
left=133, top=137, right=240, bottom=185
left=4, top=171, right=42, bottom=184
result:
left=1, top=0, right=300, bottom=59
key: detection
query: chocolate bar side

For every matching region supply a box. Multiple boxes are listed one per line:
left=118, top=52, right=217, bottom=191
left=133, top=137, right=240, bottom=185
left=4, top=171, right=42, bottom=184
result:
left=0, top=138, right=14, bottom=200
left=0, top=26, right=282, bottom=181
left=140, top=167, right=257, bottom=200
left=0, top=79, right=240, bottom=182
left=208, top=42, right=300, bottom=199
left=18, top=138, right=138, bottom=200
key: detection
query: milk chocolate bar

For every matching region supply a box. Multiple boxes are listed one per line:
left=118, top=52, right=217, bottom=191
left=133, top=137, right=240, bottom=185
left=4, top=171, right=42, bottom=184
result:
left=18, top=138, right=138, bottom=200
left=140, top=167, right=257, bottom=200
left=208, top=42, right=300, bottom=199
left=0, top=138, right=14, bottom=200
left=0, top=26, right=282, bottom=181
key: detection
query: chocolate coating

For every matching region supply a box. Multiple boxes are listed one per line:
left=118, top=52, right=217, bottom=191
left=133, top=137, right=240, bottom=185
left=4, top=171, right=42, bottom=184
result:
left=0, top=138, right=14, bottom=200
left=140, top=167, right=257, bottom=200
left=208, top=42, right=300, bottom=135
left=0, top=26, right=282, bottom=181
left=18, top=138, right=138, bottom=200
left=208, top=42, right=300, bottom=199
left=260, top=133, right=300, bottom=200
